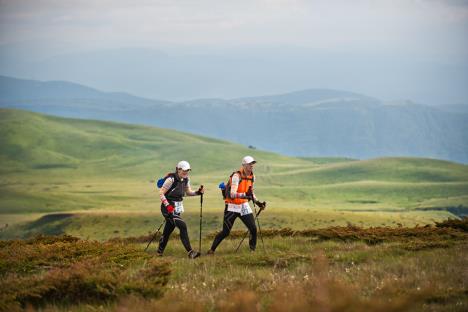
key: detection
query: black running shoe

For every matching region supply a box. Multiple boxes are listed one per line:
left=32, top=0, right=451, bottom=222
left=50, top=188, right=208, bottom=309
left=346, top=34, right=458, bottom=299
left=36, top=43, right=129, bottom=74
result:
left=188, top=250, right=201, bottom=259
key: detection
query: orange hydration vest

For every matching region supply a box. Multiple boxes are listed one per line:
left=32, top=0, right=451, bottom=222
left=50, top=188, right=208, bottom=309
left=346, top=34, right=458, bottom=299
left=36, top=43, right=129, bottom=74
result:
left=225, top=169, right=254, bottom=205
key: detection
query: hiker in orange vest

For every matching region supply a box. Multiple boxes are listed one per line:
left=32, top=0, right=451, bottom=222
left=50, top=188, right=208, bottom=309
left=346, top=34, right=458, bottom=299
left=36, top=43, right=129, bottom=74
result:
left=207, top=156, right=266, bottom=253
left=157, top=160, right=204, bottom=259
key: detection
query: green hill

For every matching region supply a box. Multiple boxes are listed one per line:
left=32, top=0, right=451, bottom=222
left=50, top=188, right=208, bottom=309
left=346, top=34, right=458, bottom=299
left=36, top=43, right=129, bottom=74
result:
left=0, top=108, right=310, bottom=175
left=1, top=108, right=468, bottom=239
left=0, top=108, right=316, bottom=213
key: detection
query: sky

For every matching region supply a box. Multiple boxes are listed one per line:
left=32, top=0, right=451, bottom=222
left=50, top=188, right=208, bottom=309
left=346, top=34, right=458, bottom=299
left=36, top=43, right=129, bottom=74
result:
left=0, top=0, right=467, bottom=104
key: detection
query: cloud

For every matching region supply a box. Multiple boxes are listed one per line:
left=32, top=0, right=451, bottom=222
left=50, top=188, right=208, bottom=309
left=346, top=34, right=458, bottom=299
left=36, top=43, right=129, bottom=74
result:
left=0, top=0, right=466, bottom=105
left=0, top=0, right=466, bottom=59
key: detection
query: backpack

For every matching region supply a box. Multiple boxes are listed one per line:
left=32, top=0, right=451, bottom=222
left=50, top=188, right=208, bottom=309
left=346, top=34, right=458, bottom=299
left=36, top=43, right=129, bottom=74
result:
left=156, top=173, right=173, bottom=188
left=218, top=171, right=254, bottom=199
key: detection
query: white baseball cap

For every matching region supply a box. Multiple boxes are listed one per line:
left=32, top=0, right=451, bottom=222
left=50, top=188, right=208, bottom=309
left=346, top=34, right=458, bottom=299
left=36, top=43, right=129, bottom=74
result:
left=242, top=156, right=256, bottom=165
left=177, top=160, right=191, bottom=171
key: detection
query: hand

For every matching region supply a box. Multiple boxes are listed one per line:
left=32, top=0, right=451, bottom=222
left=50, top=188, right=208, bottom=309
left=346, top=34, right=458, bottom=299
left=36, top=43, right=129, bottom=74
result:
left=245, top=187, right=254, bottom=200
left=255, top=200, right=266, bottom=210
left=197, top=185, right=204, bottom=195
left=166, top=205, right=174, bottom=214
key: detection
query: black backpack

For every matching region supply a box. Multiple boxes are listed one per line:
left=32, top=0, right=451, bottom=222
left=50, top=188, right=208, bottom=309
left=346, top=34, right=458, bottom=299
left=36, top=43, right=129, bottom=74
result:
left=156, top=172, right=187, bottom=201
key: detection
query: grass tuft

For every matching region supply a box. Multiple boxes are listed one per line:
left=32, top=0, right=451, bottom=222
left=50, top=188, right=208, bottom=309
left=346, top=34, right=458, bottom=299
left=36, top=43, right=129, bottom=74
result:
left=435, top=217, right=468, bottom=232
left=0, top=235, right=170, bottom=310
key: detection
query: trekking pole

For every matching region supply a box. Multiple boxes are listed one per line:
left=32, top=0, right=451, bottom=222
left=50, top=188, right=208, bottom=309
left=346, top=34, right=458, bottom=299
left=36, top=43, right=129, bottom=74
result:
left=199, top=185, right=204, bottom=253
left=250, top=196, right=266, bottom=252
left=255, top=206, right=266, bottom=252
left=144, top=219, right=165, bottom=251
left=235, top=207, right=264, bottom=252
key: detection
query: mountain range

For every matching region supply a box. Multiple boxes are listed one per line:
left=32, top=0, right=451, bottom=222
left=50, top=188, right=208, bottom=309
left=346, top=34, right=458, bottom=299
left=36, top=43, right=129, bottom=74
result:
left=1, top=75, right=467, bottom=163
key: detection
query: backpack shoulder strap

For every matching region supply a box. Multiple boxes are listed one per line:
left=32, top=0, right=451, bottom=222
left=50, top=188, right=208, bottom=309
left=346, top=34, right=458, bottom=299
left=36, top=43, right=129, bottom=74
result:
left=229, top=171, right=242, bottom=183
left=164, top=172, right=179, bottom=191
left=238, top=171, right=254, bottom=182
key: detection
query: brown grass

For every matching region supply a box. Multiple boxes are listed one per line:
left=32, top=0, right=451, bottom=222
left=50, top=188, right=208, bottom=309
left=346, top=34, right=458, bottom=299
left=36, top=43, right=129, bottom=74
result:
left=206, top=222, right=467, bottom=245
left=435, top=217, right=468, bottom=232
left=0, top=235, right=170, bottom=311
left=1, top=218, right=467, bottom=311
left=108, top=217, right=468, bottom=246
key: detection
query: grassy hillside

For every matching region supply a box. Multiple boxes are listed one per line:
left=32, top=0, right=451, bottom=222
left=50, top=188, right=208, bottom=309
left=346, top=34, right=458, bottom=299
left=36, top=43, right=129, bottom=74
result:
left=0, top=108, right=309, bottom=175
left=1, top=109, right=467, bottom=312
left=1, top=108, right=468, bottom=239
left=1, top=221, right=467, bottom=311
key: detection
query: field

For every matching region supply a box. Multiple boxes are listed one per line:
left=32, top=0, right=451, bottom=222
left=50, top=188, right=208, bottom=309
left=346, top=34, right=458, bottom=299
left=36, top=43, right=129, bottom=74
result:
left=1, top=219, right=467, bottom=311
left=0, top=108, right=467, bottom=311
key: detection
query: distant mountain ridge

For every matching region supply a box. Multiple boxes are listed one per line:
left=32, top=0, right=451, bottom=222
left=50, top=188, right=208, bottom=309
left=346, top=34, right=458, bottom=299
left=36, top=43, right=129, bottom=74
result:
left=0, top=75, right=171, bottom=110
left=1, top=75, right=467, bottom=163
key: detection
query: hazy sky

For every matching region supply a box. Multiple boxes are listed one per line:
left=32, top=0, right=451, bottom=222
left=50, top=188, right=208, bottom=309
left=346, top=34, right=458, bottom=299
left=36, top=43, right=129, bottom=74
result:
left=1, top=0, right=467, bottom=104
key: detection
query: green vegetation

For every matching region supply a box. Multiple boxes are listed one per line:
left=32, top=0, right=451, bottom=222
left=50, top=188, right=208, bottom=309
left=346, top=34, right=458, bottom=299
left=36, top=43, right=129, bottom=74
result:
left=0, top=235, right=170, bottom=311
left=1, top=220, right=467, bottom=311
left=1, top=109, right=467, bottom=311
left=1, top=108, right=467, bottom=238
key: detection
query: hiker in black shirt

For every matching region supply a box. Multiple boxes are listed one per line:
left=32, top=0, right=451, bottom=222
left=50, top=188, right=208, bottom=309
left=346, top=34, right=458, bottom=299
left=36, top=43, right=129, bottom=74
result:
left=158, top=160, right=204, bottom=258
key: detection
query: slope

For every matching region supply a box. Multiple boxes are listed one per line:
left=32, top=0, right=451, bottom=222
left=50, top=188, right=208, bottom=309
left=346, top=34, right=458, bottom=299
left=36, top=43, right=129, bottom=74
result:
left=0, top=108, right=467, bottom=217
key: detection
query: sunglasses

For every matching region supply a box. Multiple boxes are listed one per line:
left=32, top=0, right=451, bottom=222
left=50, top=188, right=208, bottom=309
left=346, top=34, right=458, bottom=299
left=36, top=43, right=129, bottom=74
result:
left=181, top=169, right=191, bottom=173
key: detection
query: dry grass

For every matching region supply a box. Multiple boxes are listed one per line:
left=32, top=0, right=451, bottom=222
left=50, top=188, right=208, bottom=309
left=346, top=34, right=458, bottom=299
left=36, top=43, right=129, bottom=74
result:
left=1, top=219, right=467, bottom=311
left=106, top=217, right=468, bottom=247
left=205, top=221, right=467, bottom=244
left=0, top=235, right=170, bottom=311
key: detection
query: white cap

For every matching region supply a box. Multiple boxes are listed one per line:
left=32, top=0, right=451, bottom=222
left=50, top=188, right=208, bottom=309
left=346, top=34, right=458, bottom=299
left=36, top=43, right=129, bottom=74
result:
left=242, top=156, right=256, bottom=165
left=177, top=160, right=191, bottom=170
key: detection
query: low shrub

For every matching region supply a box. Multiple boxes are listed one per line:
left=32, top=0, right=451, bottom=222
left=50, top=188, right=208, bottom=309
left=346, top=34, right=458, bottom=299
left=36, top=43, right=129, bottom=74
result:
left=205, top=222, right=467, bottom=245
left=435, top=217, right=468, bottom=232
left=0, top=235, right=170, bottom=310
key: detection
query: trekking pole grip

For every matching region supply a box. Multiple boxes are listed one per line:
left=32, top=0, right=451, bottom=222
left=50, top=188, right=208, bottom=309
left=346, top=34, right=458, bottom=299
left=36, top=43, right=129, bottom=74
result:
left=200, top=185, right=204, bottom=203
